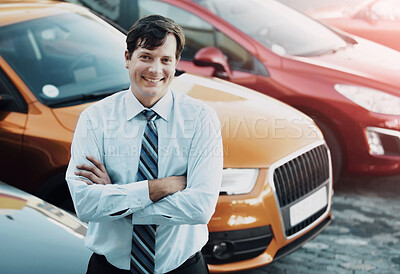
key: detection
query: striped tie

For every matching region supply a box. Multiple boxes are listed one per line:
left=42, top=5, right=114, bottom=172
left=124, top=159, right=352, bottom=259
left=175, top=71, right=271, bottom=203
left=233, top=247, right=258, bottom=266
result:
left=131, top=110, right=158, bottom=274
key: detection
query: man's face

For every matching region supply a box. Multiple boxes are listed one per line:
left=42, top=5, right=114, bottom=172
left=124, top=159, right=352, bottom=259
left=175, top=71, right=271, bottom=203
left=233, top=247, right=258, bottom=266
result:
left=125, top=34, right=179, bottom=107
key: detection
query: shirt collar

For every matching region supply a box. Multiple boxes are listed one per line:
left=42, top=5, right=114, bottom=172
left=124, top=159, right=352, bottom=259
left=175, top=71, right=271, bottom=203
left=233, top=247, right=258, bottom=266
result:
left=125, top=87, right=172, bottom=122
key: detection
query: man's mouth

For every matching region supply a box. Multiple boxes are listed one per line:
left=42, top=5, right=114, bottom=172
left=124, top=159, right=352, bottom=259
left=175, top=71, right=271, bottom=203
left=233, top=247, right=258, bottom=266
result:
left=143, top=76, right=163, bottom=83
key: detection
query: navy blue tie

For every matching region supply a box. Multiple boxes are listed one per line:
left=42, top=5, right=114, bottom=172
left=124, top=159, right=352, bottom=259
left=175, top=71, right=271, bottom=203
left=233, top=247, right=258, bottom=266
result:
left=131, top=110, right=158, bottom=274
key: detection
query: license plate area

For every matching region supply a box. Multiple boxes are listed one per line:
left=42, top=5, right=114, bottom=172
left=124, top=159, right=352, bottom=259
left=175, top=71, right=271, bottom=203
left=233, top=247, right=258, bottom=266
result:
left=289, top=186, right=327, bottom=227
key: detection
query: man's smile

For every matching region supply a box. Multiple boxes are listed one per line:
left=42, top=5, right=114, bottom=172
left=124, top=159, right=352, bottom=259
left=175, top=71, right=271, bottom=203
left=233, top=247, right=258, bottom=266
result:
left=143, top=76, right=163, bottom=83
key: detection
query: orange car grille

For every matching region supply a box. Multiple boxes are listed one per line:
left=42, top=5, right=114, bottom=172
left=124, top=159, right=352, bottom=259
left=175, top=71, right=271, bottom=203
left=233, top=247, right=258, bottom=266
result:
left=273, top=145, right=329, bottom=207
left=273, top=144, right=330, bottom=236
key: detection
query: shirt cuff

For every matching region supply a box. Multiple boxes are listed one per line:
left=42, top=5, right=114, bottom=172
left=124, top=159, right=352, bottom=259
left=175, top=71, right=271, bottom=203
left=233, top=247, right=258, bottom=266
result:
left=125, top=180, right=153, bottom=211
left=132, top=205, right=164, bottom=225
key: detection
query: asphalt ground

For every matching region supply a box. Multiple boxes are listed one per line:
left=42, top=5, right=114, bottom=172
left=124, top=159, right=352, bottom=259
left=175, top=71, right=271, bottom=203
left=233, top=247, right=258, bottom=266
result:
left=242, top=175, right=400, bottom=273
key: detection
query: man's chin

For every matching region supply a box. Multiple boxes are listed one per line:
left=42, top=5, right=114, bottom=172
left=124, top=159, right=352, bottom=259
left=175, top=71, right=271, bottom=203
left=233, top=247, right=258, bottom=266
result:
left=143, top=87, right=168, bottom=97
left=143, top=91, right=162, bottom=98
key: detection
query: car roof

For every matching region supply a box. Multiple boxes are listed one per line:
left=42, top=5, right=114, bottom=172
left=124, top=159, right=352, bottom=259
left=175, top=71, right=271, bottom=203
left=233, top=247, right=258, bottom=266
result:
left=0, top=0, right=85, bottom=27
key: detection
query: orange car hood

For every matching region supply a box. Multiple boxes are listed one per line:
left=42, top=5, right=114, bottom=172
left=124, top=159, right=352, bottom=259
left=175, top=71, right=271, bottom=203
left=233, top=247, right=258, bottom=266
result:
left=52, top=73, right=322, bottom=168
left=171, top=74, right=322, bottom=168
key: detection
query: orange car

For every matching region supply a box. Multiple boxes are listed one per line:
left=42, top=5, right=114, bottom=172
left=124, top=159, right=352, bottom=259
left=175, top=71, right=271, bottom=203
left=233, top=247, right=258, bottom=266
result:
left=0, top=1, right=332, bottom=271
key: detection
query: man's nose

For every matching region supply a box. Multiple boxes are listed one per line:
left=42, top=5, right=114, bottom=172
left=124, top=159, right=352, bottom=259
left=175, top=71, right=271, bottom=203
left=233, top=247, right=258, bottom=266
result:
left=148, top=60, right=162, bottom=74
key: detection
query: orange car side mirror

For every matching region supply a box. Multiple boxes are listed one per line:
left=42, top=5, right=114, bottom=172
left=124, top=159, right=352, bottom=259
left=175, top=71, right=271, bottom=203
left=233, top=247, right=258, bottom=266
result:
left=194, top=47, right=232, bottom=80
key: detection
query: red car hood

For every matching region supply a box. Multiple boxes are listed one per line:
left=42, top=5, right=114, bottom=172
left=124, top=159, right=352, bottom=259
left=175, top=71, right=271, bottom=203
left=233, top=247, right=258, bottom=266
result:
left=289, top=37, right=400, bottom=95
left=305, top=6, right=349, bottom=20
left=305, top=0, right=374, bottom=20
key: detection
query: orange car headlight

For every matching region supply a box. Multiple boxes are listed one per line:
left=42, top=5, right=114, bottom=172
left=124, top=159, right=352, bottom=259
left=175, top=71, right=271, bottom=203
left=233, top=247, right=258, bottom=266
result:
left=220, top=168, right=259, bottom=195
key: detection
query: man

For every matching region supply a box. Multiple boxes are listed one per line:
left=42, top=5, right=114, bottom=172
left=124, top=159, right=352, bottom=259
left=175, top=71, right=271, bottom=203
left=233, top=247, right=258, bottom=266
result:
left=66, top=15, right=223, bottom=273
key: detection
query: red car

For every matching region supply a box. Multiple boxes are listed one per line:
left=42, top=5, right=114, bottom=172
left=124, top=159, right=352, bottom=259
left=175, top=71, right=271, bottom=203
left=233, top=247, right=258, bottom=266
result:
left=76, top=0, right=400, bottom=181
left=305, top=0, right=400, bottom=52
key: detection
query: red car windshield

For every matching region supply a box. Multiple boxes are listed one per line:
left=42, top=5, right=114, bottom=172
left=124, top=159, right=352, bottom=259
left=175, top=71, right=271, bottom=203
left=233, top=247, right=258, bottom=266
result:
left=195, top=0, right=348, bottom=56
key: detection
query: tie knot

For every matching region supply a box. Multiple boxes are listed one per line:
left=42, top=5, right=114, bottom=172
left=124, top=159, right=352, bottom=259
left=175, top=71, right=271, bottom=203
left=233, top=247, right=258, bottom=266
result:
left=142, top=110, right=157, bottom=122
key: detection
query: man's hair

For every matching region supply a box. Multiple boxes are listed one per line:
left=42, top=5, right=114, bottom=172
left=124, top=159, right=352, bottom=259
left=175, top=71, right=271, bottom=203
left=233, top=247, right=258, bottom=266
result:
left=126, top=15, right=185, bottom=60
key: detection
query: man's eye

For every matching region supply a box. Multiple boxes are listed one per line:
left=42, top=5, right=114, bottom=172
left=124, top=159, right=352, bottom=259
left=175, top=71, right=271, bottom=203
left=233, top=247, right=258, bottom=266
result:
left=162, top=58, right=172, bottom=63
left=140, top=55, right=150, bottom=60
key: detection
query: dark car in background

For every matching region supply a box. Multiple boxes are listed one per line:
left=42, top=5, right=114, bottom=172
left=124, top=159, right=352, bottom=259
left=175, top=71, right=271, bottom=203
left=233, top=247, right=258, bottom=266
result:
left=0, top=182, right=90, bottom=274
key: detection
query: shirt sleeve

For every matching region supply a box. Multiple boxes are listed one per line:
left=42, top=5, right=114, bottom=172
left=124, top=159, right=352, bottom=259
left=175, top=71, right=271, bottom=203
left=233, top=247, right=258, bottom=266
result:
left=66, top=111, right=153, bottom=223
left=132, top=106, right=223, bottom=225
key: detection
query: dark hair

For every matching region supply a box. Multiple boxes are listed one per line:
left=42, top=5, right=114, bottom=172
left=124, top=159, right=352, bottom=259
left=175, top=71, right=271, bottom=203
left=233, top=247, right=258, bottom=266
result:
left=126, top=15, right=185, bottom=60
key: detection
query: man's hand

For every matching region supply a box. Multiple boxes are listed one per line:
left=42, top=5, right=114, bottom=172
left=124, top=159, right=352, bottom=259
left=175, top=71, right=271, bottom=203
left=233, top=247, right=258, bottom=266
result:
left=75, top=156, right=111, bottom=185
left=148, top=176, right=186, bottom=202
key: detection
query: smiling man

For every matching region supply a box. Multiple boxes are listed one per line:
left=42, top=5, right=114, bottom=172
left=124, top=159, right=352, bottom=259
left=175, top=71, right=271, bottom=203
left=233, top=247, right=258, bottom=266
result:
left=126, top=31, right=177, bottom=107
left=66, top=15, right=223, bottom=273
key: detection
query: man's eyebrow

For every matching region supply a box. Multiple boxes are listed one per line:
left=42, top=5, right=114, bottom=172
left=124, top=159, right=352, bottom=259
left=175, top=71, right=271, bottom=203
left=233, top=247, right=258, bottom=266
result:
left=136, top=50, right=174, bottom=59
left=137, top=50, right=152, bottom=55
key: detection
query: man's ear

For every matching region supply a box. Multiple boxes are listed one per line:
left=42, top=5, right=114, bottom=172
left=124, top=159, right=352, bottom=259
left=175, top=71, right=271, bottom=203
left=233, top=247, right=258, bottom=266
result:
left=124, top=50, right=130, bottom=69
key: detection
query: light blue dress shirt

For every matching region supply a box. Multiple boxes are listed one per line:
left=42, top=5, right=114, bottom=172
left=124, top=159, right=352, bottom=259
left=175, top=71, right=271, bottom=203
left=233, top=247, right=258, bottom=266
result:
left=66, top=87, right=223, bottom=273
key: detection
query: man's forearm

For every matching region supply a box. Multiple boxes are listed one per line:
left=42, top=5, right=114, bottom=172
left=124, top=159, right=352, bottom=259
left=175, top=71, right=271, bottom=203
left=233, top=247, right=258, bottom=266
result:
left=148, top=176, right=186, bottom=202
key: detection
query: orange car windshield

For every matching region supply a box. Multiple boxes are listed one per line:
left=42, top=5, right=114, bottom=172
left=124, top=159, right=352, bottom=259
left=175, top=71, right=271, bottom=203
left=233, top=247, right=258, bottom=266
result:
left=0, top=12, right=130, bottom=107
left=195, top=0, right=348, bottom=56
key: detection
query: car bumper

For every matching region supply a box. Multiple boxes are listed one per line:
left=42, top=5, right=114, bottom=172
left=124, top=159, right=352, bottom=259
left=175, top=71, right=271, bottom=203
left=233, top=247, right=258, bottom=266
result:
left=206, top=143, right=333, bottom=272
left=346, top=124, right=400, bottom=176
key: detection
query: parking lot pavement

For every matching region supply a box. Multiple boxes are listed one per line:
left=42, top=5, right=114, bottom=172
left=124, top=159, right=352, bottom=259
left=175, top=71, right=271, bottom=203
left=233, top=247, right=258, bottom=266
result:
left=241, top=176, right=400, bottom=274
